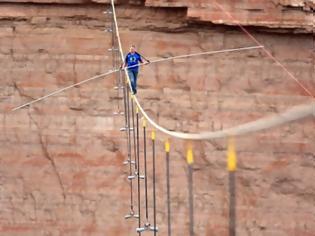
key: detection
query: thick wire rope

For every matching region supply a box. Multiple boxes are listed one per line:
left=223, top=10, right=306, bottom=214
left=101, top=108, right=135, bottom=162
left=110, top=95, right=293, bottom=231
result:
left=137, top=102, right=314, bottom=140
left=111, top=9, right=121, bottom=114
left=10, top=0, right=314, bottom=141
left=110, top=5, right=135, bottom=217
left=109, top=0, right=315, bottom=141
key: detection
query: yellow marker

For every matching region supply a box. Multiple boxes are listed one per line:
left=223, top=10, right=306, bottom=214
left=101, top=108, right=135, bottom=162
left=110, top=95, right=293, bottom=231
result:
left=143, top=118, right=147, bottom=128
left=136, top=106, right=139, bottom=114
left=227, top=137, right=237, bottom=172
left=151, top=130, right=156, bottom=140
left=165, top=139, right=170, bottom=153
left=186, top=146, right=194, bottom=165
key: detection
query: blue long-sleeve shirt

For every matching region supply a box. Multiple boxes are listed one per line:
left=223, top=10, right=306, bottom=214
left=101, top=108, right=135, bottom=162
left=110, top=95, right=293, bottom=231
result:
left=125, top=52, right=143, bottom=72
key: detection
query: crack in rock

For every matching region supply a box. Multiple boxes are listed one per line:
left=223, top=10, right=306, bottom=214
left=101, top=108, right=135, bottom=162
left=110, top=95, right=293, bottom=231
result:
left=12, top=81, right=35, bottom=101
left=27, top=108, right=66, bottom=200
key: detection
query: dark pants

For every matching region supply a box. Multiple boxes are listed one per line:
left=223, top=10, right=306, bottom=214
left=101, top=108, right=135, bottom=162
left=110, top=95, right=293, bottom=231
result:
left=128, top=69, right=138, bottom=94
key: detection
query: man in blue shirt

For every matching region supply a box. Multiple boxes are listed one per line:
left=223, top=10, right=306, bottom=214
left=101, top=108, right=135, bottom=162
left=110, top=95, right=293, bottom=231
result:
left=121, top=45, right=150, bottom=94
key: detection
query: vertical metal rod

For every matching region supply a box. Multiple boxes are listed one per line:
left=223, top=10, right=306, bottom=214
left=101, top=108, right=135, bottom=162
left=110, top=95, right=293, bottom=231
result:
left=126, top=88, right=134, bottom=212
left=229, top=172, right=236, bottom=236
left=131, top=98, right=138, bottom=171
left=143, top=123, right=149, bottom=221
left=118, top=68, right=123, bottom=97
left=152, top=132, right=157, bottom=236
left=136, top=110, right=141, bottom=235
left=122, top=77, right=128, bottom=133
left=166, top=149, right=172, bottom=236
left=227, top=137, right=237, bottom=236
left=188, top=163, right=194, bottom=236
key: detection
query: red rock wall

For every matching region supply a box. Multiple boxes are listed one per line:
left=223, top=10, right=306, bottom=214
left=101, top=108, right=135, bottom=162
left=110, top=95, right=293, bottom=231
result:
left=0, top=1, right=314, bottom=236
left=145, top=0, right=314, bottom=32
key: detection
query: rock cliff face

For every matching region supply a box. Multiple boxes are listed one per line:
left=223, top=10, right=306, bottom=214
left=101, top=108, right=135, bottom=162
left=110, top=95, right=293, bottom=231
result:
left=0, top=1, right=314, bottom=236
left=145, top=0, right=314, bottom=32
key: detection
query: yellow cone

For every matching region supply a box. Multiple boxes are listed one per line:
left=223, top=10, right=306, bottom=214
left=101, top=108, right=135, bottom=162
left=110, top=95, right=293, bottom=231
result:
left=151, top=130, right=156, bottom=140
left=186, top=146, right=194, bottom=165
left=227, top=137, right=237, bottom=172
left=165, top=139, right=170, bottom=153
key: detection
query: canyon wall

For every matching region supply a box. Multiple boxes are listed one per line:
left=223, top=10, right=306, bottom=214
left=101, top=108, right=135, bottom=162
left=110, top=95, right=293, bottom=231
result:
left=145, top=0, right=314, bottom=32
left=0, top=1, right=314, bottom=236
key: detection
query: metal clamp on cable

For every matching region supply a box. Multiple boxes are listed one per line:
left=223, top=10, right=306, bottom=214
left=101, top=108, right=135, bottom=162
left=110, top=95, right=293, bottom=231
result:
left=125, top=211, right=139, bottom=219
left=127, top=175, right=136, bottom=180
left=150, top=226, right=158, bottom=232
left=123, top=159, right=135, bottom=165
left=120, top=126, right=134, bottom=132
left=136, top=222, right=158, bottom=233
left=108, top=48, right=119, bottom=51
left=113, top=111, right=124, bottom=116
left=134, top=171, right=145, bottom=179
left=114, top=85, right=124, bottom=90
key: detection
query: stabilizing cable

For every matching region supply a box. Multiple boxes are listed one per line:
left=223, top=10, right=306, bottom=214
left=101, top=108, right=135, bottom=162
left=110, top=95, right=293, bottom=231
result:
left=136, top=105, right=142, bottom=235
left=187, top=146, right=194, bottom=236
left=227, top=137, right=237, bottom=236
left=151, top=130, right=158, bottom=234
left=165, top=139, right=172, bottom=236
left=136, top=119, right=156, bottom=233
left=125, top=86, right=139, bottom=220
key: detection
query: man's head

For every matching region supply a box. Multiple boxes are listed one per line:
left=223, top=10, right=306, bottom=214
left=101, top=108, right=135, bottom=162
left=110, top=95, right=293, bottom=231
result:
left=130, top=45, right=136, bottom=53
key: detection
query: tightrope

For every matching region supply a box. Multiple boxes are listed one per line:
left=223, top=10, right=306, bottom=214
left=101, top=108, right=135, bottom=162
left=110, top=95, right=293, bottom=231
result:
left=110, top=0, right=315, bottom=140
left=10, top=1, right=314, bottom=141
